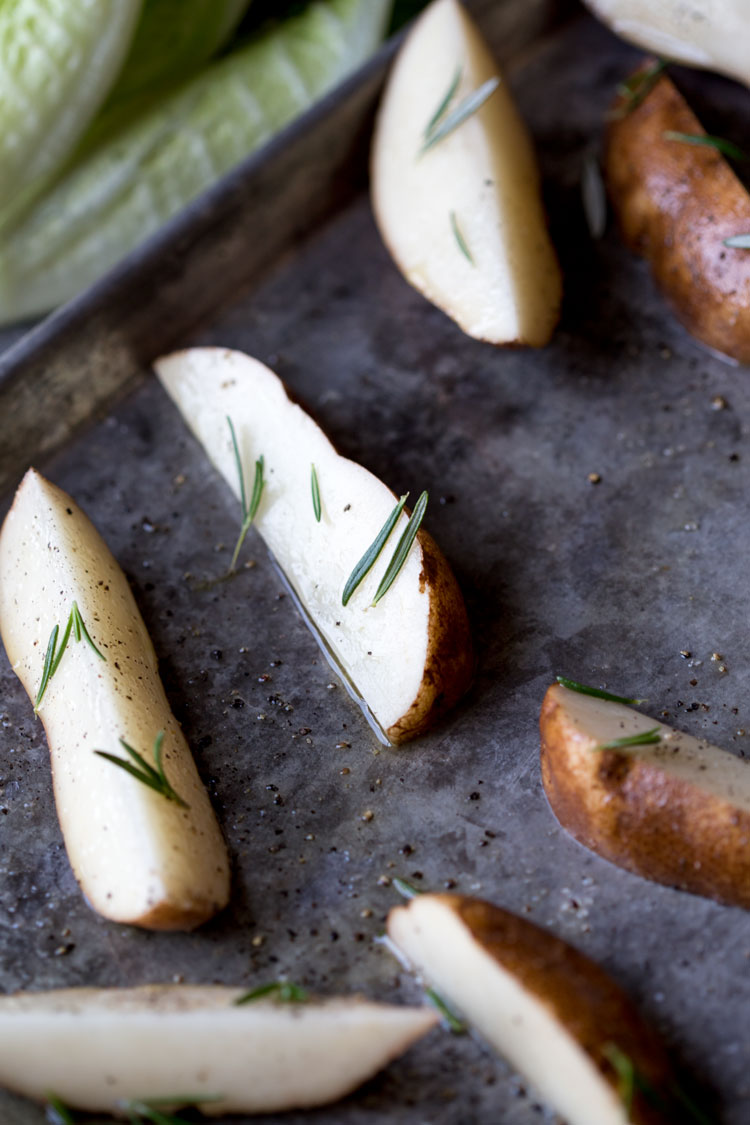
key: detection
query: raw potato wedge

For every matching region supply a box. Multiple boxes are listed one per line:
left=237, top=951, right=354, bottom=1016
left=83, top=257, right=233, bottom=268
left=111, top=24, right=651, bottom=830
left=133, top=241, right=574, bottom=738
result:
left=371, top=0, right=562, bottom=347
left=582, top=0, right=750, bottom=88
left=605, top=66, right=750, bottom=364
left=0, top=470, right=230, bottom=929
left=388, top=893, right=675, bottom=1125
left=0, top=985, right=438, bottom=1115
left=155, top=347, right=473, bottom=745
left=541, top=682, right=750, bottom=908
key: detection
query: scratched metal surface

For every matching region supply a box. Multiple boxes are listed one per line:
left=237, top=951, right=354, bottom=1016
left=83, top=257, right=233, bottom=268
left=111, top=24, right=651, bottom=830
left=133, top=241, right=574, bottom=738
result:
left=1, top=6, right=750, bottom=1125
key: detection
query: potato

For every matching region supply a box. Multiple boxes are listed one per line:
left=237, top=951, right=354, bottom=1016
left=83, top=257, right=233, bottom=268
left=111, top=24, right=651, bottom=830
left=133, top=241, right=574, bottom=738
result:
left=371, top=0, right=561, bottom=347
left=540, top=681, right=750, bottom=908
left=155, top=347, right=473, bottom=745
left=605, top=65, right=750, bottom=364
left=582, top=1, right=750, bottom=88
left=388, top=893, right=675, bottom=1125
left=0, top=985, right=438, bottom=1115
left=0, top=469, right=230, bottom=929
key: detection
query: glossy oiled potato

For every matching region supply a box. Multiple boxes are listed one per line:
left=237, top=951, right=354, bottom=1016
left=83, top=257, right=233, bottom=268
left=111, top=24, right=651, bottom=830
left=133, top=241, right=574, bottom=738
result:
left=605, top=66, right=750, bottom=363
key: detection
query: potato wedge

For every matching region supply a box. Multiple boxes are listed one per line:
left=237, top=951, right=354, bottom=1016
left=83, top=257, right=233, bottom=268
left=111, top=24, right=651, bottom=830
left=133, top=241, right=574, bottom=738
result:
left=371, top=0, right=561, bottom=346
left=540, top=681, right=750, bottom=908
left=388, top=893, right=675, bottom=1125
left=0, top=469, right=230, bottom=929
left=605, top=66, right=750, bottom=364
left=583, top=1, right=750, bottom=88
left=0, top=985, right=438, bottom=1115
left=155, top=347, right=473, bottom=745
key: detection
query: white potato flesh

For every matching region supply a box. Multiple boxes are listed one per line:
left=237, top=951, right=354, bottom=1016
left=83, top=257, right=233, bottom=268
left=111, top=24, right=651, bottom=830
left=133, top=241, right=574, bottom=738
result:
left=155, top=347, right=468, bottom=744
left=0, top=470, right=229, bottom=929
left=388, top=897, right=628, bottom=1125
left=583, top=0, right=750, bottom=86
left=371, top=0, right=561, bottom=346
left=0, top=986, right=438, bottom=1115
left=553, top=685, right=750, bottom=809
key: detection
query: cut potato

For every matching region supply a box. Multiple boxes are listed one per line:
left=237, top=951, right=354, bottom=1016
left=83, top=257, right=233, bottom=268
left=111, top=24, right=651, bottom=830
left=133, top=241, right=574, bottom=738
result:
left=582, top=0, right=750, bottom=88
left=371, top=0, right=561, bottom=346
left=155, top=347, right=473, bottom=745
left=0, top=470, right=230, bottom=929
left=541, top=681, right=750, bottom=908
left=0, top=985, right=438, bottom=1115
left=605, top=66, right=750, bottom=364
left=388, top=893, right=675, bottom=1125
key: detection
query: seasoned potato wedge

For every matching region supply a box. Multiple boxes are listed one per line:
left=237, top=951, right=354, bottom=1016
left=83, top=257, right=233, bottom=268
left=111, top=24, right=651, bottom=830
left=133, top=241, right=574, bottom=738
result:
left=155, top=347, right=473, bottom=745
left=388, top=893, right=675, bottom=1125
left=541, top=681, right=750, bottom=908
left=0, top=985, right=438, bottom=1115
left=0, top=470, right=230, bottom=929
left=371, top=0, right=561, bottom=346
left=605, top=66, right=750, bottom=363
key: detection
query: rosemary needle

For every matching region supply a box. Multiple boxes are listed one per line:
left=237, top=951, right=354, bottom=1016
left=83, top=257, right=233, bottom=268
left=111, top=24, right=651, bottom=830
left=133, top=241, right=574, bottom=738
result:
left=234, top=980, right=309, bottom=1005
left=372, top=491, right=428, bottom=606
left=420, top=77, right=499, bottom=154
left=450, top=210, right=474, bottom=264
left=423, top=65, right=462, bottom=140
left=122, top=1100, right=221, bottom=1125
left=556, top=677, right=643, bottom=705
left=602, top=1044, right=713, bottom=1125
left=663, top=130, right=747, bottom=162
left=342, top=494, right=408, bottom=606
left=393, top=876, right=423, bottom=899
left=95, top=730, right=189, bottom=808
left=425, top=988, right=467, bottom=1034
left=724, top=233, right=750, bottom=249
left=611, top=59, right=666, bottom=117
left=35, top=601, right=106, bottom=712
left=46, top=1095, right=76, bottom=1125
left=594, top=728, right=662, bottom=752
left=311, top=463, right=322, bottom=522
left=227, top=416, right=264, bottom=572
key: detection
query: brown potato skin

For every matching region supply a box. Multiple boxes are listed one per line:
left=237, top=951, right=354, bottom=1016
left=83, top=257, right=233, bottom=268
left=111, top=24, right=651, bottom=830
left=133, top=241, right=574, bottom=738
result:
left=410, top=894, right=674, bottom=1125
left=385, top=528, right=473, bottom=744
left=605, top=65, right=750, bottom=363
left=540, top=683, right=750, bottom=909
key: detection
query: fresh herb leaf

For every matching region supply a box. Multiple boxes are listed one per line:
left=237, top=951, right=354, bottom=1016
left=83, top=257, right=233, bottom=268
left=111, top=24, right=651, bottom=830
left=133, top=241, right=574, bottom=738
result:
left=603, top=1043, right=636, bottom=1115
left=724, top=233, right=750, bottom=249
left=420, top=77, right=499, bottom=154
left=603, top=1044, right=714, bottom=1125
left=663, top=131, right=747, bottom=162
left=35, top=601, right=106, bottom=712
left=342, top=494, right=408, bottom=606
left=234, top=980, right=309, bottom=1005
left=46, top=1094, right=76, bottom=1125
left=311, top=463, right=322, bottom=522
left=613, top=59, right=666, bottom=116
left=556, top=677, right=643, bottom=705
left=95, top=730, right=189, bottom=808
left=372, top=491, right=428, bottom=606
left=393, top=876, right=423, bottom=899
left=424, top=66, right=462, bottom=140
left=450, top=210, right=474, bottom=264
left=594, top=728, right=662, bottom=752
left=228, top=416, right=265, bottom=572
left=425, top=988, right=467, bottom=1034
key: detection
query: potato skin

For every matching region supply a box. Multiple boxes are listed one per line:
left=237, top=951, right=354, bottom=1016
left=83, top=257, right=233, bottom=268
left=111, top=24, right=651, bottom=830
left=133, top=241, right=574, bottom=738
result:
left=540, top=683, right=750, bottom=909
left=605, top=66, right=750, bottom=363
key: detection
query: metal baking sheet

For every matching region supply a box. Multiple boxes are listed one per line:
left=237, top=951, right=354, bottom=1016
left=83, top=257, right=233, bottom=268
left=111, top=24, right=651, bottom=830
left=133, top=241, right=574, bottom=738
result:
left=1, top=3, right=749, bottom=1123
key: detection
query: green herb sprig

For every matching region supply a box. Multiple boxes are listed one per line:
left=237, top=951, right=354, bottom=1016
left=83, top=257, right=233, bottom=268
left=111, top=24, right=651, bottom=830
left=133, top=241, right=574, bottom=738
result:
left=556, top=677, right=643, bottom=705
left=227, top=416, right=264, bottom=572
left=35, top=600, right=106, bottom=712
left=311, top=463, right=322, bottom=522
left=425, top=988, right=467, bottom=1034
left=372, top=491, right=428, bottom=606
left=594, top=728, right=662, bottom=752
left=95, top=731, right=189, bottom=808
left=663, top=130, right=747, bottom=162
left=393, top=876, right=423, bottom=899
left=450, top=210, right=474, bottom=264
left=342, top=494, right=408, bottom=606
left=724, top=233, right=750, bottom=249
left=424, top=66, right=461, bottom=140
left=46, top=1094, right=76, bottom=1125
left=603, top=1044, right=714, bottom=1125
left=611, top=59, right=666, bottom=117
left=421, top=77, right=499, bottom=154
left=121, top=1097, right=222, bottom=1125
left=234, top=980, right=309, bottom=1005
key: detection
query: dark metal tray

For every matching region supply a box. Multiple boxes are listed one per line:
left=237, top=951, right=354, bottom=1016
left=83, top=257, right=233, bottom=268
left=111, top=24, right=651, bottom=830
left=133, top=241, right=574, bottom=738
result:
left=1, top=2, right=749, bottom=1121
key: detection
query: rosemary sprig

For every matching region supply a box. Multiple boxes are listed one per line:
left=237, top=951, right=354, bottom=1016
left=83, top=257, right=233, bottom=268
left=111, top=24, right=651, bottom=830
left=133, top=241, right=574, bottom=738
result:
left=95, top=731, right=189, bottom=808
left=663, top=130, right=747, bottom=162
left=227, top=416, right=264, bottom=572
left=603, top=1044, right=714, bottom=1125
left=425, top=988, right=467, bottom=1034
left=372, top=491, right=428, bottom=606
left=594, top=728, right=662, bottom=752
left=234, top=980, right=309, bottom=1005
left=121, top=1098, right=221, bottom=1125
left=341, top=493, right=408, bottom=606
left=393, top=876, right=423, bottom=899
left=311, top=463, right=322, bottom=522
left=423, top=66, right=462, bottom=139
left=603, top=1043, right=635, bottom=1115
left=556, top=677, right=643, bottom=705
left=46, top=1094, right=76, bottom=1125
left=420, top=77, right=499, bottom=154
left=35, top=601, right=106, bottom=712
left=724, top=233, right=750, bottom=249
left=612, top=59, right=666, bottom=117
left=450, top=210, right=474, bottom=264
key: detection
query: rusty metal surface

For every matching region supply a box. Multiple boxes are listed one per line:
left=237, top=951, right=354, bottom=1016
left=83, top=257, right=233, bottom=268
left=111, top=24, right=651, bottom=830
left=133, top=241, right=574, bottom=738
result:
left=1, top=6, right=749, bottom=1124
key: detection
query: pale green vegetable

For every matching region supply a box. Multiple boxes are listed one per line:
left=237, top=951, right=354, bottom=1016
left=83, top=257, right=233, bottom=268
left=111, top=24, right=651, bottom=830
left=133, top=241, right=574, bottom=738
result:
left=0, top=0, right=392, bottom=325
left=0, top=0, right=143, bottom=225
